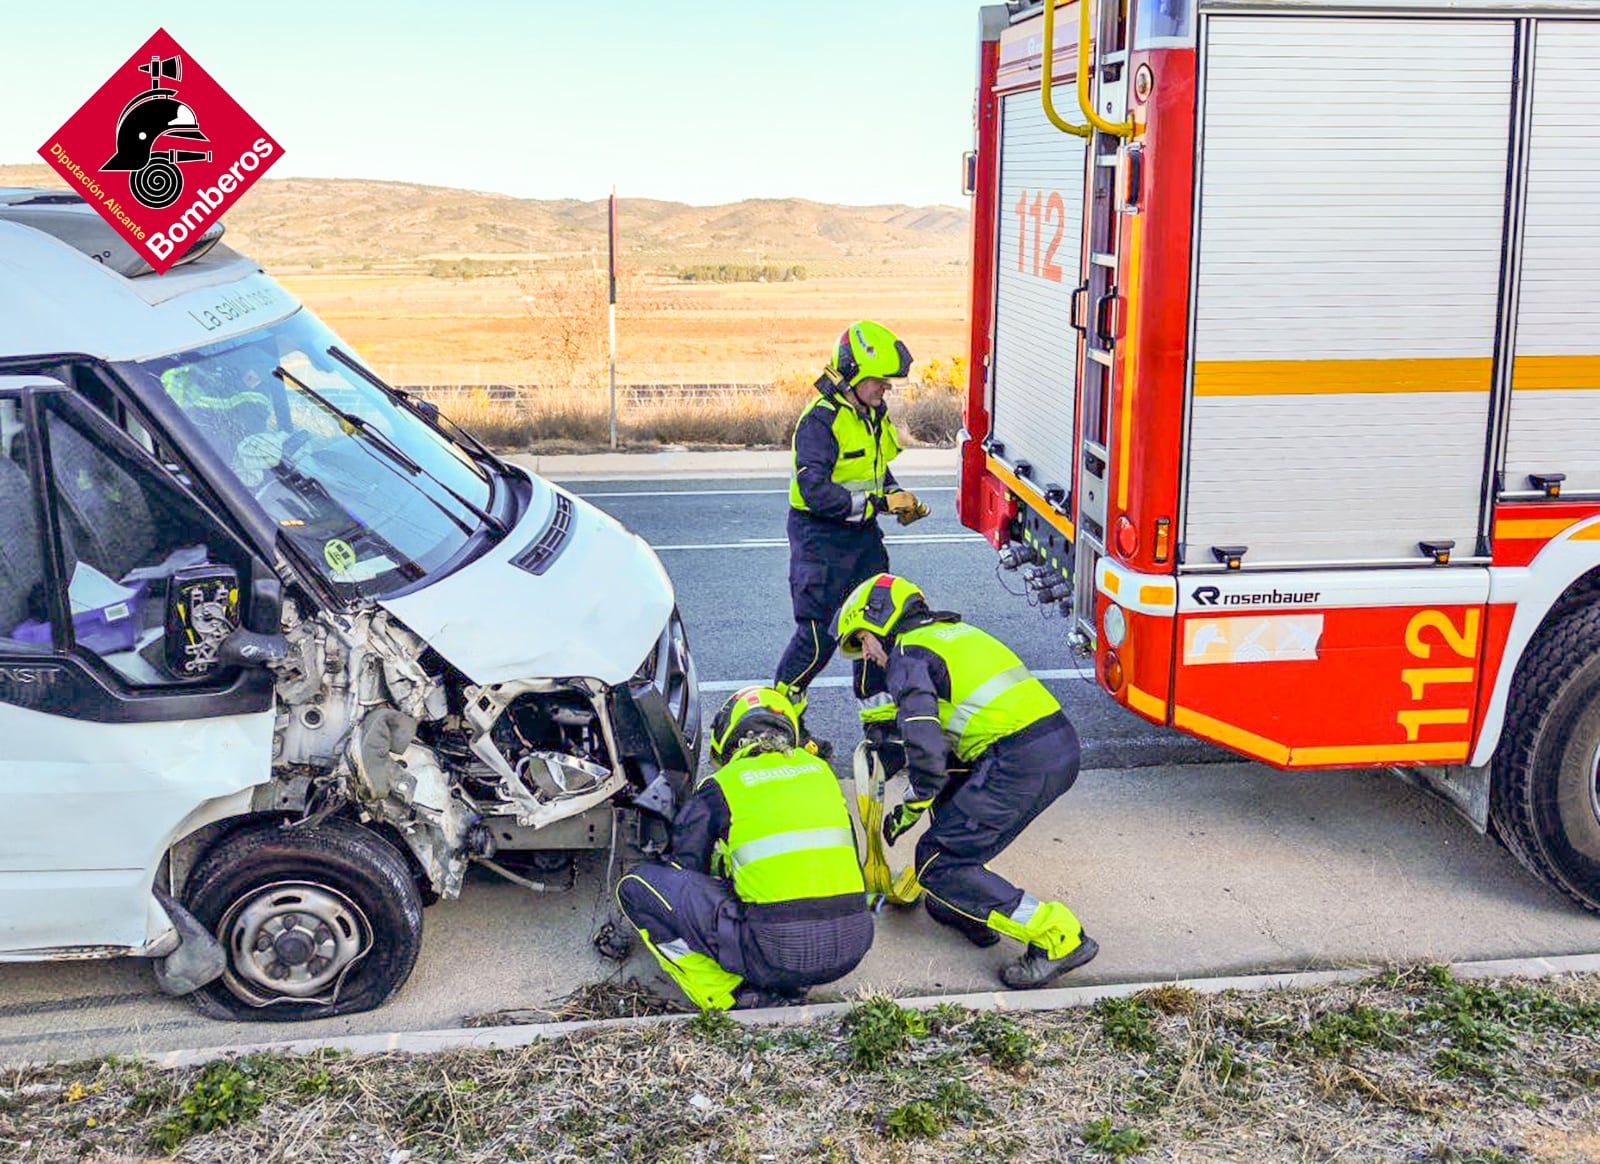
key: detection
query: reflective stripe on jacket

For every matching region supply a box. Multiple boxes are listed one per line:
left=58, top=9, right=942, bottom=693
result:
left=712, top=749, right=865, bottom=905
left=894, top=622, right=1060, bottom=761
left=788, top=393, right=901, bottom=521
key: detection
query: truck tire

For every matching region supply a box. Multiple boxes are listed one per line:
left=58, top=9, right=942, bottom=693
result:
left=182, top=818, right=424, bottom=1021
left=1490, top=602, right=1600, bottom=912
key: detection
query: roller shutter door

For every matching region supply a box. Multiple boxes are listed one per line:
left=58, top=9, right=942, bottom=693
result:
left=989, top=90, right=1087, bottom=498
left=1184, top=17, right=1512, bottom=567
left=1506, top=21, right=1600, bottom=499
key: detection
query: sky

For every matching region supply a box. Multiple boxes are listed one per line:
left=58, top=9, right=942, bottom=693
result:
left=11, top=0, right=987, bottom=208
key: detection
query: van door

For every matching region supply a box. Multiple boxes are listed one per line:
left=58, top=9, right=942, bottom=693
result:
left=0, top=383, right=273, bottom=955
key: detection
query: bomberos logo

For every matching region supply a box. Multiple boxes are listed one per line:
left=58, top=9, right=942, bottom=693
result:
left=39, top=28, right=282, bottom=274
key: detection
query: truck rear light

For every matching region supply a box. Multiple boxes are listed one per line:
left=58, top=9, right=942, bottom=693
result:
left=1102, top=650, right=1125, bottom=693
left=1103, top=603, right=1128, bottom=648
left=1114, top=515, right=1138, bottom=557
left=1153, top=517, right=1172, bottom=563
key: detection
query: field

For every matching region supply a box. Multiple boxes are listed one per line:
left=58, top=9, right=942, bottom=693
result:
left=277, top=266, right=969, bottom=389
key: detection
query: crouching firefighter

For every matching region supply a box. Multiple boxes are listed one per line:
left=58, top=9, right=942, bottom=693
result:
left=833, top=574, right=1098, bottom=989
left=773, top=320, right=929, bottom=754
left=615, top=686, right=874, bottom=1010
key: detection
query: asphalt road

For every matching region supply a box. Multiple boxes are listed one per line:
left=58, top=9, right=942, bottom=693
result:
left=578, top=472, right=1227, bottom=770
left=1, top=473, right=1597, bottom=1065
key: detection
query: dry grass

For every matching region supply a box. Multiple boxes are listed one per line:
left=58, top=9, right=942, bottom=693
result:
left=421, top=376, right=964, bottom=452
left=6, top=966, right=1600, bottom=1163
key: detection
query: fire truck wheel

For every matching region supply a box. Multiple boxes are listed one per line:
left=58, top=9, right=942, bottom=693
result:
left=183, top=818, right=424, bottom=1021
left=1491, top=601, right=1600, bottom=912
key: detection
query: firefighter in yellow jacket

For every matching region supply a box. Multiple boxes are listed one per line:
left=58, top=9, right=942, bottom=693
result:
left=774, top=321, right=929, bottom=752
left=615, top=687, right=873, bottom=1010
left=834, top=573, right=1098, bottom=989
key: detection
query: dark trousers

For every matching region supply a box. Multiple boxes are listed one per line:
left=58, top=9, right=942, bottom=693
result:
left=617, top=862, right=873, bottom=997
left=774, top=509, right=889, bottom=694
left=915, top=713, right=1081, bottom=943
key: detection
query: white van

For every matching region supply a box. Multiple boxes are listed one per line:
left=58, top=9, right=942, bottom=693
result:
left=0, top=190, right=699, bottom=1020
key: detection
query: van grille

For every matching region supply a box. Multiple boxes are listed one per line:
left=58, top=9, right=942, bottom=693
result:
left=511, top=493, right=575, bottom=576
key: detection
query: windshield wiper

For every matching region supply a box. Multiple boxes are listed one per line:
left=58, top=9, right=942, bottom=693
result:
left=273, top=365, right=507, bottom=538
left=326, top=345, right=507, bottom=474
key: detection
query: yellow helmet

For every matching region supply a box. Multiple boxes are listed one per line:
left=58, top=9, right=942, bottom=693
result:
left=833, top=573, right=925, bottom=658
left=826, top=320, right=913, bottom=389
left=710, top=685, right=801, bottom=764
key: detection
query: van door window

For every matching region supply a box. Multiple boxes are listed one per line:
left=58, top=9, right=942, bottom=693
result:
left=35, top=399, right=251, bottom=685
left=0, top=400, right=54, bottom=654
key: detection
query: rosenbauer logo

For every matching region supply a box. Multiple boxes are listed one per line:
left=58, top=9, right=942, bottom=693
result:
left=38, top=29, right=282, bottom=274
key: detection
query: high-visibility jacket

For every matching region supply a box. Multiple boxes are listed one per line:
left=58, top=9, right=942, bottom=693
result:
left=788, top=393, right=901, bottom=521
left=895, top=621, right=1060, bottom=762
left=711, top=748, right=865, bottom=905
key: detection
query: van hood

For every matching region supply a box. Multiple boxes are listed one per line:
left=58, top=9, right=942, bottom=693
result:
left=379, top=475, right=673, bottom=687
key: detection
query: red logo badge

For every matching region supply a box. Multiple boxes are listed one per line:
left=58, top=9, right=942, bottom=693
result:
left=38, top=29, right=283, bottom=273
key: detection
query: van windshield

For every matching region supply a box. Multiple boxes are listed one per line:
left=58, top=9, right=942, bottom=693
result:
left=120, top=310, right=495, bottom=598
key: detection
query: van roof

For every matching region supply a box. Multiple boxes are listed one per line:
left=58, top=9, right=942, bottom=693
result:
left=0, top=188, right=300, bottom=364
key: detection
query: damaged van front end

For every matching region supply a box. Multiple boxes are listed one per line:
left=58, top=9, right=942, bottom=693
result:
left=0, top=190, right=697, bottom=1020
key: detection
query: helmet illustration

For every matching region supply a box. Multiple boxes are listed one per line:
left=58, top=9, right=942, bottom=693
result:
left=102, top=56, right=212, bottom=211
left=103, top=91, right=209, bottom=172
left=825, top=321, right=913, bottom=389
left=709, top=685, right=801, bottom=764
left=833, top=574, right=926, bottom=658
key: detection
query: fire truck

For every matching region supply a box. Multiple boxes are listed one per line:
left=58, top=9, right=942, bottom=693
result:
left=957, top=0, right=1600, bottom=910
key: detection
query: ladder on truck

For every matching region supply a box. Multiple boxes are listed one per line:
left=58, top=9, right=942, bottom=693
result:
left=1042, top=0, right=1137, bottom=647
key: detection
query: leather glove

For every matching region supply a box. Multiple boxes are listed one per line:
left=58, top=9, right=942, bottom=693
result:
left=884, top=489, right=930, bottom=526
left=882, top=799, right=930, bottom=847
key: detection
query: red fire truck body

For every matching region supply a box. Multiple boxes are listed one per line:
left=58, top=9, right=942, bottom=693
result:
left=959, top=0, right=1600, bottom=907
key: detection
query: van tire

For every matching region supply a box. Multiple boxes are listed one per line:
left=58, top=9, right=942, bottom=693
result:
left=183, top=818, right=424, bottom=1021
left=1490, top=602, right=1600, bottom=912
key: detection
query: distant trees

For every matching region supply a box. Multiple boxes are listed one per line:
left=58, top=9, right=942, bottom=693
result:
left=676, top=264, right=807, bottom=284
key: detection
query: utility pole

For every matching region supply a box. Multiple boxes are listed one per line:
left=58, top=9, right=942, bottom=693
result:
left=608, top=186, right=618, bottom=450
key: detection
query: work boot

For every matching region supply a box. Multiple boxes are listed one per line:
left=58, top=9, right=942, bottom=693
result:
left=998, top=934, right=1099, bottom=990
left=731, top=985, right=808, bottom=1010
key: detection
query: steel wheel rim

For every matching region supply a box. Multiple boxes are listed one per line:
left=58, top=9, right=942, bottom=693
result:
left=220, top=881, right=370, bottom=1002
left=1590, top=737, right=1600, bottom=830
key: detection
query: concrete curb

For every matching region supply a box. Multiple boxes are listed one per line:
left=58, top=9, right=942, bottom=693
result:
left=510, top=447, right=957, bottom=481
left=145, top=951, right=1600, bottom=1070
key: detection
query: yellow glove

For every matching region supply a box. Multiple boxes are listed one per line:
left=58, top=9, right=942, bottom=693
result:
left=884, top=489, right=930, bottom=526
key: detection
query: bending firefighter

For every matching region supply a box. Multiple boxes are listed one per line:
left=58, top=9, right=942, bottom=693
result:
left=774, top=321, right=930, bottom=752
left=834, top=574, right=1097, bottom=989
left=616, top=687, right=873, bottom=1010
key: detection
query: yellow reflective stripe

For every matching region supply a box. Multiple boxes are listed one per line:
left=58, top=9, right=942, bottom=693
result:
left=945, top=665, right=1033, bottom=738
left=1193, top=357, right=1492, bottom=396
left=728, top=826, right=856, bottom=869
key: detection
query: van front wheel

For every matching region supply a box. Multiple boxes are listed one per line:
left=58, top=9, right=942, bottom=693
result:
left=183, top=818, right=424, bottom=1021
left=1491, top=603, right=1600, bottom=912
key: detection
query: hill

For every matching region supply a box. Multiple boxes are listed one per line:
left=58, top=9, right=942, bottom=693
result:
left=0, top=165, right=968, bottom=270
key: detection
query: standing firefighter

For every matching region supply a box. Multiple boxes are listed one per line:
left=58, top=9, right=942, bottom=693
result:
left=774, top=321, right=929, bottom=751
left=834, top=574, right=1098, bottom=989
left=615, top=687, right=873, bottom=1011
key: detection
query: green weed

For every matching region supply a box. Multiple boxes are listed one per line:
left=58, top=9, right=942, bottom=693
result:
left=966, top=1011, right=1034, bottom=1070
left=842, top=997, right=927, bottom=1069
left=1304, top=1003, right=1409, bottom=1057
left=1096, top=997, right=1159, bottom=1055
left=149, top=1061, right=267, bottom=1153
left=1081, top=1116, right=1152, bottom=1157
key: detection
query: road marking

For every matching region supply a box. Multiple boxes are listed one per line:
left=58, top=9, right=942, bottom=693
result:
left=699, top=668, right=1090, bottom=693
left=575, top=486, right=957, bottom=499
left=655, top=533, right=983, bottom=551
